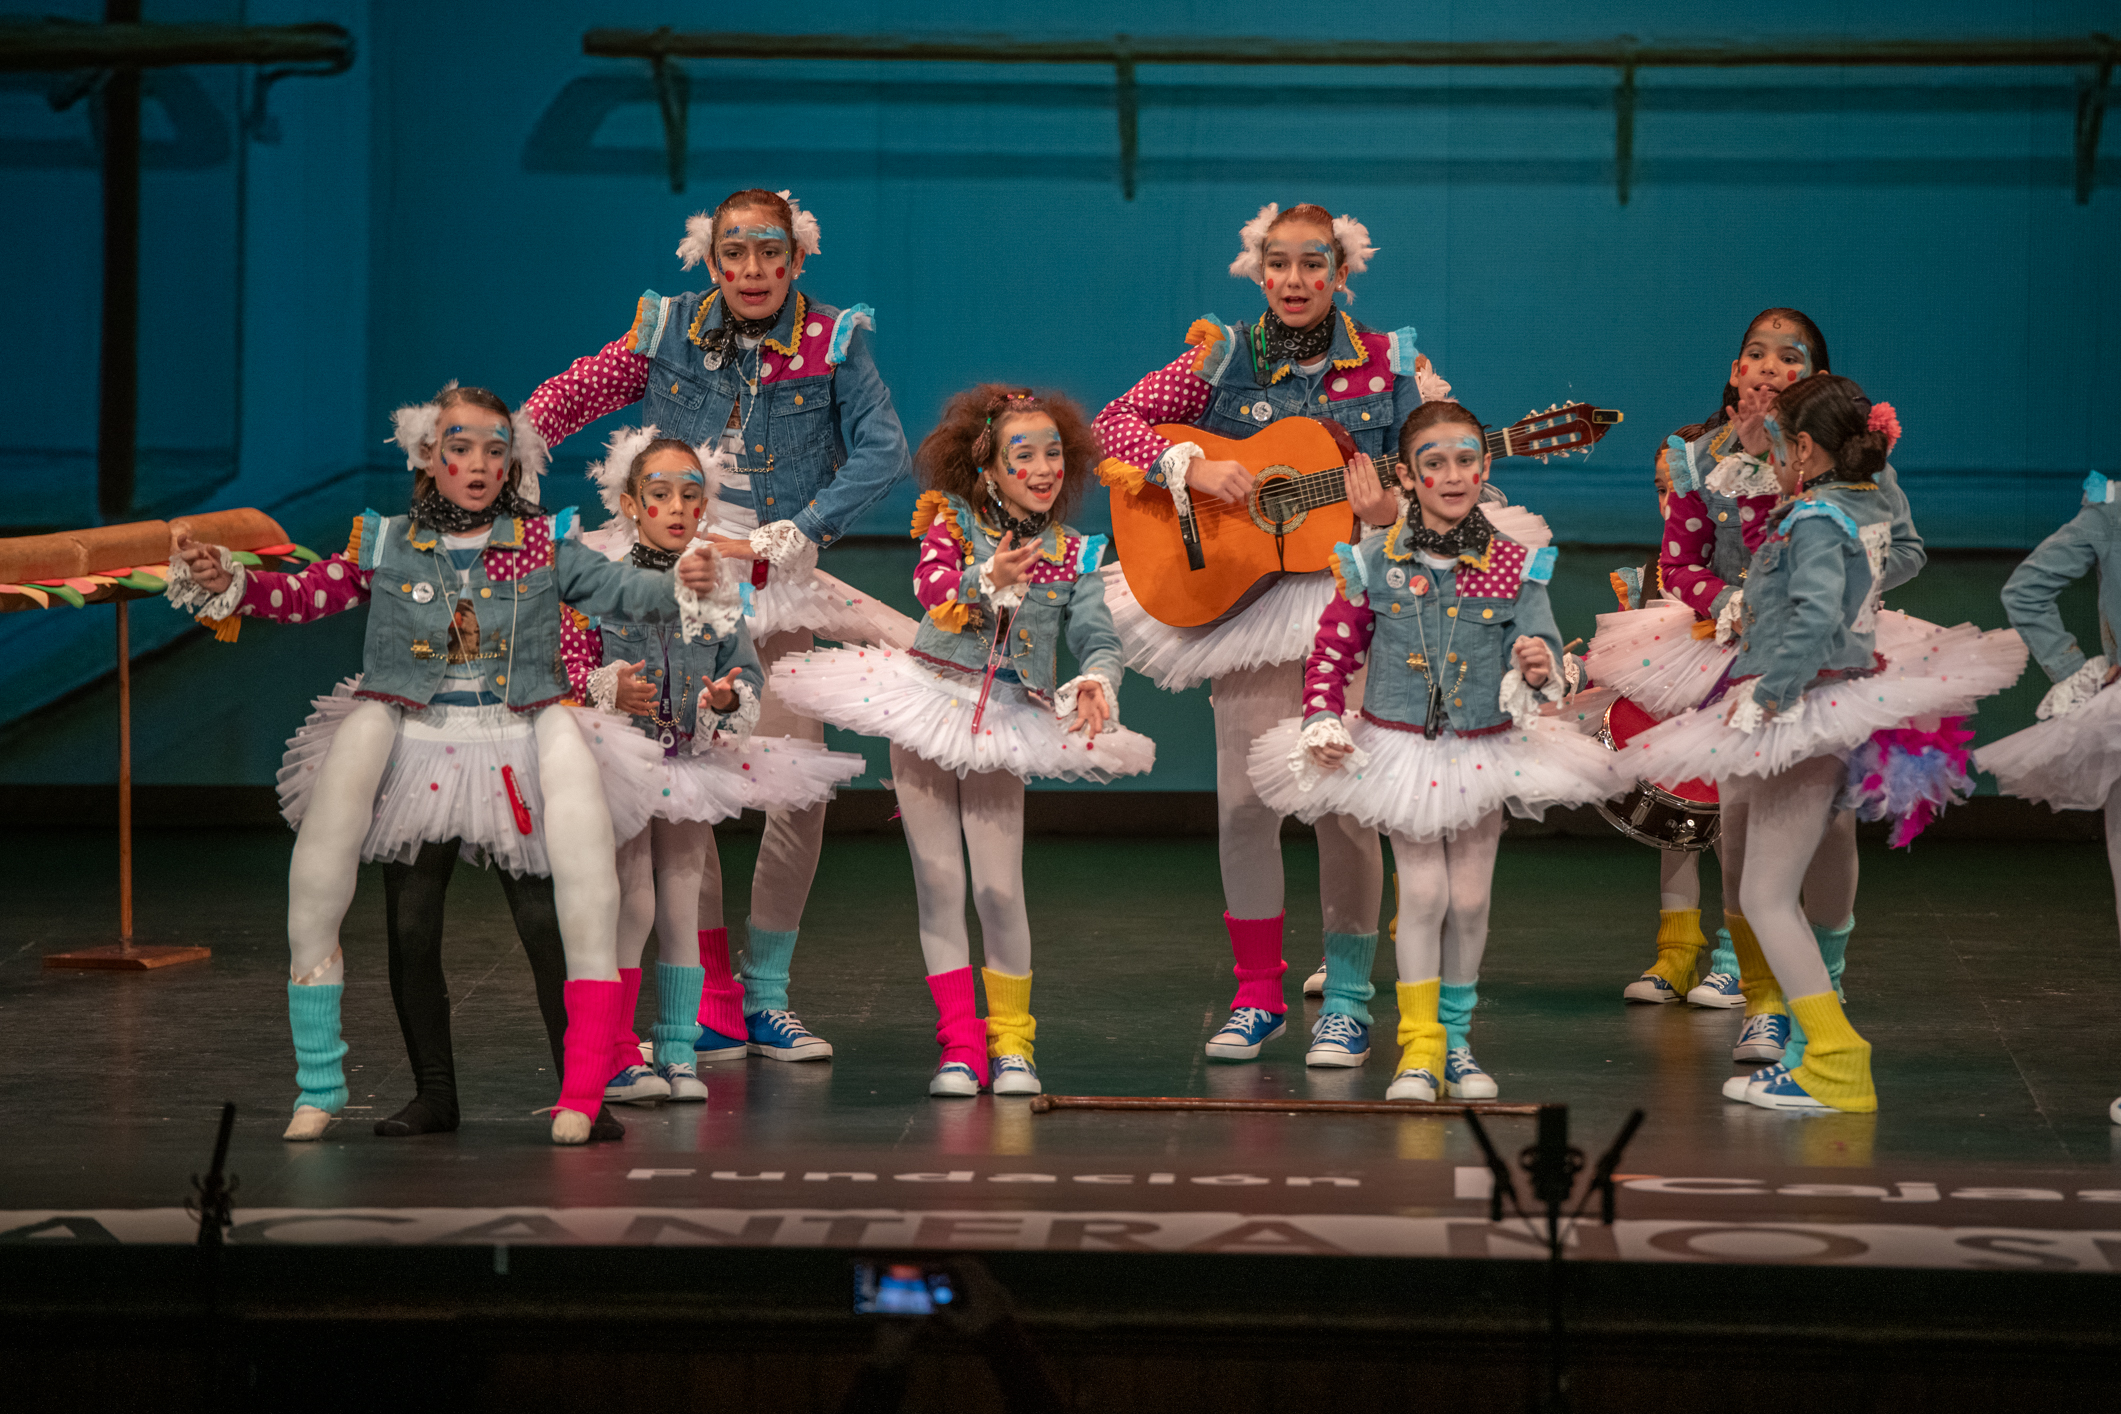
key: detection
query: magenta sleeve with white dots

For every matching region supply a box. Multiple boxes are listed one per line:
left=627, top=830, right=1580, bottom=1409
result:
left=236, top=553, right=373, bottom=624
left=522, top=338, right=651, bottom=449
left=1301, top=593, right=1376, bottom=724
left=560, top=607, right=604, bottom=700
left=1657, top=491, right=1724, bottom=620
left=912, top=522, right=966, bottom=608
left=1093, top=350, right=1214, bottom=487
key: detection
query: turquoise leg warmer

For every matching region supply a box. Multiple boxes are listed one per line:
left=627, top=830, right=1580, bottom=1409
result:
left=1813, top=915, right=1853, bottom=998
left=287, top=982, right=349, bottom=1115
left=1440, top=982, right=1479, bottom=1053
left=1319, top=931, right=1378, bottom=1025
left=1709, top=926, right=1739, bottom=981
left=653, top=962, right=706, bottom=1066
left=1782, top=1012, right=1810, bottom=1069
left=739, top=920, right=799, bottom=1016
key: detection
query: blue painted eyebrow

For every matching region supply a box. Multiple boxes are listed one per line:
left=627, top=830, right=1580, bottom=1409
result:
left=446, top=422, right=511, bottom=442
left=1415, top=436, right=1482, bottom=456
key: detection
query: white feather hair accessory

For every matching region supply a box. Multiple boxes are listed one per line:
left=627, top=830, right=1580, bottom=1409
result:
left=587, top=424, right=663, bottom=517
left=390, top=398, right=440, bottom=470
left=1226, top=202, right=1379, bottom=293
left=1332, top=214, right=1377, bottom=278
left=676, top=191, right=823, bottom=270
left=511, top=411, right=549, bottom=505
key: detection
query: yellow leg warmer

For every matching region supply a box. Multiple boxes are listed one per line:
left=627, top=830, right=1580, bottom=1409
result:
left=1395, top=978, right=1445, bottom=1078
left=1786, top=991, right=1876, bottom=1113
left=981, top=968, right=1036, bottom=1061
left=1646, top=908, right=1707, bottom=993
left=1725, top=913, right=1786, bottom=1018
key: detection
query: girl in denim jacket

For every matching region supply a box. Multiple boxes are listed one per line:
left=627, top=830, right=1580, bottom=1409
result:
left=771, top=386, right=1156, bottom=1098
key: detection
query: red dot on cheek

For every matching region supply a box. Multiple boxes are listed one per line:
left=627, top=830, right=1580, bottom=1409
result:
left=1738, top=364, right=1749, bottom=377
left=774, top=267, right=785, bottom=279
left=723, top=269, right=735, bottom=281
left=1314, top=280, right=1325, bottom=291
left=445, top=462, right=457, bottom=477
left=647, top=506, right=659, bottom=518
left=1423, top=477, right=1436, bottom=489
left=1787, top=371, right=1799, bottom=382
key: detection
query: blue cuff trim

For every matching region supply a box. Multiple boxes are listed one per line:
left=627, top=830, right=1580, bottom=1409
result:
left=737, top=580, right=756, bottom=617
left=356, top=509, right=384, bottom=571
left=1385, top=326, right=1421, bottom=375
left=553, top=506, right=580, bottom=541
left=1666, top=435, right=1700, bottom=494
left=826, top=304, right=875, bottom=365
left=1613, top=564, right=1643, bottom=608
left=1525, top=546, right=1557, bottom=583
left=2083, top=469, right=2112, bottom=505
left=1077, top=533, right=1109, bottom=575
left=1331, top=541, right=1368, bottom=604
left=1783, top=500, right=1861, bottom=539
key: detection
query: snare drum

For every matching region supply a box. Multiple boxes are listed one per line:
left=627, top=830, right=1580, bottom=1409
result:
left=1593, top=697, right=1720, bottom=852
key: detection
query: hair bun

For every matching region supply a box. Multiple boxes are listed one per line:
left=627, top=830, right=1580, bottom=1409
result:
left=1839, top=427, right=1889, bottom=479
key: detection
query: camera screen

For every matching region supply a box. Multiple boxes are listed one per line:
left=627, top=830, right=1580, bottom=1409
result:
left=853, top=1261, right=958, bottom=1316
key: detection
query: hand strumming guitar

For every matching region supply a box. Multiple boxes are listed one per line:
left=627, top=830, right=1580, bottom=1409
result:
left=1186, top=457, right=1253, bottom=506
left=986, top=531, right=1044, bottom=590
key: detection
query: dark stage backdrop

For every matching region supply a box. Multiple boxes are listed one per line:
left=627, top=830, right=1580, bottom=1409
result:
left=2, top=0, right=2115, bottom=790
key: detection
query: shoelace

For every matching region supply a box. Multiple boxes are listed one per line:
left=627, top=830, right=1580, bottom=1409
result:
left=1222, top=1007, right=1276, bottom=1031
left=1313, top=1013, right=1363, bottom=1044
left=994, top=1055, right=1033, bottom=1071
left=762, top=1009, right=813, bottom=1034
left=1446, top=1047, right=1483, bottom=1074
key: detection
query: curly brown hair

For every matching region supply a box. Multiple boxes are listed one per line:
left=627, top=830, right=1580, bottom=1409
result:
left=915, top=384, right=1097, bottom=523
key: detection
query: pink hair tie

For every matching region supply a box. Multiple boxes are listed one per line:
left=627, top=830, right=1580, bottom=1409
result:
left=1867, top=401, right=1902, bottom=451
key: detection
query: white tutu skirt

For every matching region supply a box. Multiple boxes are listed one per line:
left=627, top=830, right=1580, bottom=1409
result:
left=277, top=679, right=663, bottom=876
left=1626, top=622, right=2028, bottom=785
left=1584, top=601, right=1735, bottom=717
left=751, top=565, right=916, bottom=650
left=1248, top=713, right=1628, bottom=843
left=652, top=735, right=867, bottom=825
left=766, top=645, right=1156, bottom=782
left=1976, top=685, right=2121, bottom=812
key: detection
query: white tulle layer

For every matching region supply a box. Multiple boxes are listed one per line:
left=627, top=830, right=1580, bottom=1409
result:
left=651, top=736, right=867, bottom=825
left=1626, top=622, right=2028, bottom=784
left=1976, top=685, right=2121, bottom=812
left=1103, top=565, right=1334, bottom=692
left=1584, top=601, right=1735, bottom=717
left=276, top=679, right=663, bottom=876
left=1248, top=714, right=1628, bottom=842
left=766, top=646, right=1156, bottom=782
left=752, top=566, right=916, bottom=649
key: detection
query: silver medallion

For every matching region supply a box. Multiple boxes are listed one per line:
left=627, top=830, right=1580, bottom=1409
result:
left=1385, top=566, right=1407, bottom=590
left=411, top=582, right=435, bottom=604
left=1251, top=401, right=1272, bottom=422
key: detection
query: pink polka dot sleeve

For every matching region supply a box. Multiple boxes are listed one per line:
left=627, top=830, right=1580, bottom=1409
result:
left=237, top=553, right=372, bottom=625
left=522, top=338, right=651, bottom=449
left=1657, top=490, right=1725, bottom=621
left=560, top=606, right=604, bottom=701
left=1093, top=350, right=1214, bottom=489
left=1302, top=593, right=1375, bottom=725
left=913, top=522, right=967, bottom=608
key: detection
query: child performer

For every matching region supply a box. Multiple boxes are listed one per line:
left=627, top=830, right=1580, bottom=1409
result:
left=1975, top=471, right=2121, bottom=1124
left=1629, top=374, right=2024, bottom=1113
left=525, top=188, right=913, bottom=1063
left=1252, top=401, right=1623, bottom=1097
left=1588, top=309, right=1926, bottom=1036
left=564, top=428, right=867, bottom=1102
left=165, top=386, right=722, bottom=1145
left=769, top=386, right=1156, bottom=1096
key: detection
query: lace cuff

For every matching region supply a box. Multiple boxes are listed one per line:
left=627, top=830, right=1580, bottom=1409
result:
left=1714, top=590, right=1746, bottom=646
left=695, top=677, right=762, bottom=746
left=750, top=520, right=818, bottom=574
left=164, top=547, right=247, bottom=620
left=1285, top=716, right=1366, bottom=792
left=675, top=544, right=745, bottom=641
left=1727, top=679, right=1807, bottom=734
left=1414, top=365, right=1453, bottom=403
left=583, top=661, right=621, bottom=714
left=1499, top=663, right=1565, bottom=728
left=1704, top=452, right=1779, bottom=499
left=1156, top=441, right=1202, bottom=521
left=2037, top=655, right=2110, bottom=721
left=1561, top=651, right=1586, bottom=698
left=977, top=556, right=1028, bottom=611
left=1053, top=672, right=1118, bottom=727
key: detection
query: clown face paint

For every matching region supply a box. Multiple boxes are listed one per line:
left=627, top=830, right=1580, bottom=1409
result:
left=1730, top=318, right=1813, bottom=401
left=623, top=446, right=710, bottom=551
left=1259, top=223, right=1341, bottom=332
left=1401, top=424, right=1490, bottom=531
left=713, top=207, right=801, bottom=323
left=432, top=413, right=512, bottom=514
left=989, top=413, right=1066, bottom=518
left=1763, top=414, right=1805, bottom=495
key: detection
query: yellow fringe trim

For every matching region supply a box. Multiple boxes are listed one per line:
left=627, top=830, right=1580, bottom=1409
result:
left=200, top=614, right=241, bottom=643
left=686, top=290, right=722, bottom=348
left=1096, top=456, right=1148, bottom=495
left=623, top=293, right=654, bottom=352
left=1691, top=618, right=1718, bottom=640
left=761, top=292, right=806, bottom=357
left=1185, top=318, right=1225, bottom=374
left=1608, top=570, right=1632, bottom=612
left=1329, top=558, right=1352, bottom=601
left=910, top=489, right=975, bottom=562
left=927, top=600, right=971, bottom=634
left=344, top=514, right=364, bottom=560
left=1330, top=311, right=1368, bottom=372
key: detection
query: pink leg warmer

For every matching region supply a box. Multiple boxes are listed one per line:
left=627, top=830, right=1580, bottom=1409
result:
left=1226, top=911, right=1289, bottom=1014
left=696, top=927, right=746, bottom=1039
left=559, top=978, right=624, bottom=1119
left=927, top=967, right=988, bottom=1086
left=609, top=967, right=644, bottom=1079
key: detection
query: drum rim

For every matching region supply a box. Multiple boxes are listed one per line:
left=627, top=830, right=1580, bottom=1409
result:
left=1595, top=700, right=1720, bottom=809
left=1595, top=788, right=1723, bottom=852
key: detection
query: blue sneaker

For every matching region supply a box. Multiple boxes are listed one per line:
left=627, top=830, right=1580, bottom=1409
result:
left=747, top=1009, right=833, bottom=1061
left=1205, top=1006, right=1286, bottom=1061
left=1305, top=1012, right=1370, bottom=1067
left=1722, top=1062, right=1786, bottom=1103
left=1732, top=1013, right=1789, bottom=1063
left=1687, top=971, right=1745, bottom=1008
left=1622, top=972, right=1683, bottom=1004
left=605, top=1063, right=671, bottom=1104
left=1302, top=957, right=1328, bottom=998
left=1386, top=1067, right=1438, bottom=1102
left=990, top=1054, right=1042, bottom=1096
left=657, top=1060, right=708, bottom=1102
left=1444, top=1047, right=1498, bottom=1099
left=1745, top=1067, right=1838, bottom=1113
left=694, top=1024, right=748, bottom=1059
left=929, top=1061, right=980, bottom=1098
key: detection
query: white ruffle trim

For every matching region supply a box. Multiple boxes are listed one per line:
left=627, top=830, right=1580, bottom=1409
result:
left=1714, top=590, right=1746, bottom=646
left=1704, top=453, right=1779, bottom=499
left=697, top=676, right=762, bottom=744
left=1157, top=441, right=1202, bottom=521
left=675, top=546, right=745, bottom=642
left=766, top=645, right=1156, bottom=783
left=275, top=681, right=663, bottom=875
left=650, top=734, right=866, bottom=825
left=1249, top=713, right=1625, bottom=842
left=1283, top=715, right=1370, bottom=792
left=2037, top=655, right=2109, bottom=721
left=1102, top=563, right=1335, bottom=691
left=1625, top=621, right=2028, bottom=784
left=978, top=557, right=1028, bottom=612
left=746, top=565, right=917, bottom=649
left=1978, top=677, right=2121, bottom=812
left=1483, top=503, right=1553, bottom=549
left=1725, top=679, right=1805, bottom=734
left=584, top=660, right=621, bottom=714
left=1052, top=671, right=1119, bottom=725
left=751, top=520, right=818, bottom=573
left=1583, top=600, right=1735, bottom=717
left=165, top=548, right=247, bottom=619
left=1499, top=664, right=1563, bottom=729
left=1415, top=365, right=1453, bottom=403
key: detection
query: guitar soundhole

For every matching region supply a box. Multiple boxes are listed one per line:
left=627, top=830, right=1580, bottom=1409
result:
left=1248, top=466, right=1306, bottom=535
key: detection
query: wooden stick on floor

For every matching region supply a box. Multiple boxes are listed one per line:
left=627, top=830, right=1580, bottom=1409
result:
left=1030, top=1095, right=1544, bottom=1117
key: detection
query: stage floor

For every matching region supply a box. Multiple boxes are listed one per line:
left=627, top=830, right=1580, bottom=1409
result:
left=6, top=825, right=2119, bottom=1272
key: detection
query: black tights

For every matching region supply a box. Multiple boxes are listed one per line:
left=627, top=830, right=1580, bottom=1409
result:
left=378, top=839, right=570, bottom=1132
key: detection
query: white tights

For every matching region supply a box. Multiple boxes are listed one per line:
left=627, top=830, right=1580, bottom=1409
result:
left=1388, top=811, right=1504, bottom=983
left=750, top=628, right=829, bottom=934
left=1720, top=755, right=1841, bottom=999
left=889, top=744, right=1031, bottom=977
left=2108, top=785, right=2121, bottom=937
left=1212, top=659, right=1383, bottom=931
left=533, top=706, right=622, bottom=981
left=1655, top=800, right=1856, bottom=925
left=615, top=817, right=726, bottom=970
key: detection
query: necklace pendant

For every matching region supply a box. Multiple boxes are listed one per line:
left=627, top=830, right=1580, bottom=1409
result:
left=1423, top=681, right=1445, bottom=741
left=657, top=726, right=676, bottom=750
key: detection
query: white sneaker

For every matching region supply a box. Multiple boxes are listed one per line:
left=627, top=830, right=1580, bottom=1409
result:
left=1622, top=973, right=1683, bottom=1004
left=283, top=1106, right=333, bottom=1142
left=1443, top=1047, right=1499, bottom=1100
left=1386, top=1068, right=1439, bottom=1102
left=1687, top=971, right=1746, bottom=1008
left=605, top=1063, right=672, bottom=1104
left=1304, top=1013, right=1370, bottom=1068
left=1302, top=958, right=1327, bottom=997
left=2110, top=1096, right=2121, bottom=1126
left=1722, top=1063, right=1784, bottom=1103
left=1205, top=1006, right=1287, bottom=1060
left=929, top=1061, right=981, bottom=1098
left=657, top=1061, right=708, bottom=1102
left=991, top=1054, right=1042, bottom=1096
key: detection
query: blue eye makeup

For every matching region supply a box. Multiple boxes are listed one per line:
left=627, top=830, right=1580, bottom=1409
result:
left=1415, top=436, right=1482, bottom=458
left=446, top=422, right=511, bottom=444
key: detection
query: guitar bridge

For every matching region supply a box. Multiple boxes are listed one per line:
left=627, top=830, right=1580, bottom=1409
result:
left=1177, top=507, right=1206, bottom=572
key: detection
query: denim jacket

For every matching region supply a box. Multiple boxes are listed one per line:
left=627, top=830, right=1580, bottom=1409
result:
left=2001, top=473, right=2121, bottom=683
left=1730, top=483, right=1895, bottom=713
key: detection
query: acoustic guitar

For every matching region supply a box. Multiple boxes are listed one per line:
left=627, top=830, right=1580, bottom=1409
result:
left=1110, top=403, right=1622, bottom=629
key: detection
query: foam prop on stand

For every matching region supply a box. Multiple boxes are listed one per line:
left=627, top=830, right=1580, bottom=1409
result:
left=1, top=510, right=316, bottom=970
